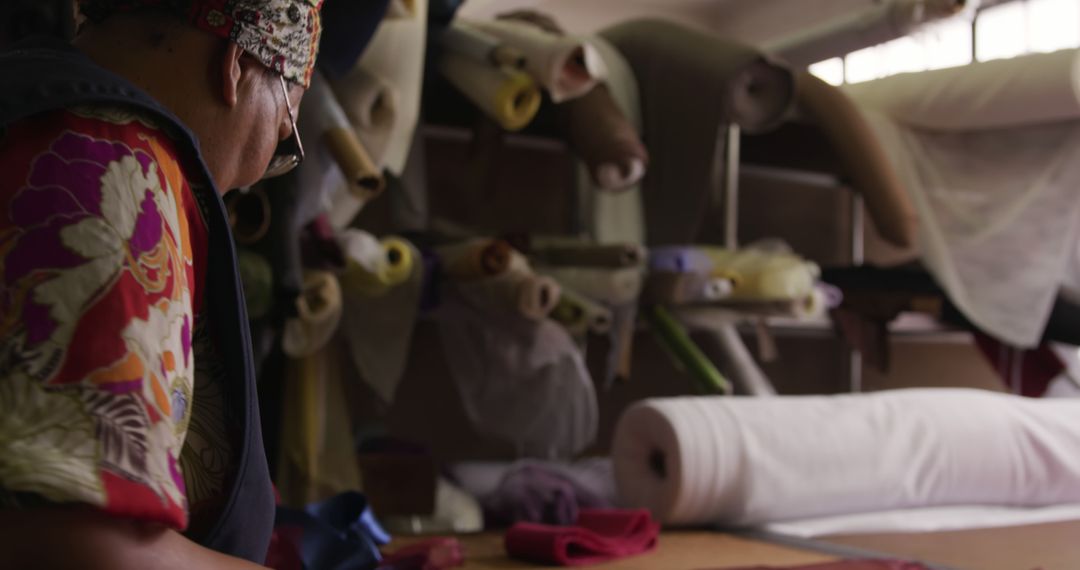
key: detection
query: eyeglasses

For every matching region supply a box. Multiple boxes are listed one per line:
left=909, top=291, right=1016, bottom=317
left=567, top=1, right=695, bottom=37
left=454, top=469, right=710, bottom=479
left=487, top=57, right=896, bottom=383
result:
left=262, top=74, right=305, bottom=179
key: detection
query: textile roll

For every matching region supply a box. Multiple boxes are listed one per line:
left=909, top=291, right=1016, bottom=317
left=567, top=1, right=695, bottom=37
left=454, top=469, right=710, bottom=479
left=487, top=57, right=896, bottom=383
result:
left=329, top=66, right=398, bottom=168
left=438, top=52, right=542, bottom=131
left=528, top=242, right=646, bottom=268
left=356, top=0, right=427, bottom=175
left=308, top=72, right=386, bottom=199
left=644, top=271, right=734, bottom=305
left=469, top=19, right=607, bottom=103
left=455, top=270, right=562, bottom=321
left=538, top=265, right=643, bottom=306
left=551, top=287, right=614, bottom=336
left=600, top=19, right=794, bottom=244
left=441, top=21, right=526, bottom=68
left=844, top=47, right=1080, bottom=132
left=768, top=0, right=973, bottom=68
left=595, top=159, right=646, bottom=192
left=237, top=249, right=274, bottom=320
left=795, top=72, right=916, bottom=248
left=282, top=271, right=344, bottom=358
left=703, top=247, right=820, bottom=302
left=225, top=187, right=271, bottom=245
left=436, top=238, right=514, bottom=281
left=340, top=230, right=415, bottom=297
left=340, top=237, right=423, bottom=403
left=613, top=389, right=1080, bottom=527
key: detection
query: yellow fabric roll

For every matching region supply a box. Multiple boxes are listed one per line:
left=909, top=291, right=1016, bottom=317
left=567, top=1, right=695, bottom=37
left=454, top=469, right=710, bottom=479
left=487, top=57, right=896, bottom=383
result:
left=341, top=231, right=417, bottom=297
left=282, top=271, right=345, bottom=358
left=551, top=287, right=614, bottom=335
left=278, top=339, right=363, bottom=507
left=309, top=72, right=386, bottom=199
left=469, top=19, right=607, bottom=103
left=702, top=247, right=820, bottom=302
left=438, top=52, right=541, bottom=131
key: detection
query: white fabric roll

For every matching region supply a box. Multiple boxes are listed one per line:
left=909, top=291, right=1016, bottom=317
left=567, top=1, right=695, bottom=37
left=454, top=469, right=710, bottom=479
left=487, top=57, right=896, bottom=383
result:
left=844, top=48, right=1080, bottom=132
left=614, top=389, right=1080, bottom=527
left=282, top=271, right=344, bottom=358
left=356, top=0, right=428, bottom=174
left=860, top=109, right=1080, bottom=347
left=329, top=66, right=399, bottom=168
left=768, top=0, right=974, bottom=68
left=468, top=19, right=607, bottom=103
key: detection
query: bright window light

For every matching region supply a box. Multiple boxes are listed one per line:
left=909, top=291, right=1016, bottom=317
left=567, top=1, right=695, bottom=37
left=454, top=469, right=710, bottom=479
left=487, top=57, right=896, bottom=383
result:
left=976, top=1, right=1029, bottom=61
left=1027, top=0, right=1080, bottom=53
left=920, top=19, right=974, bottom=70
left=845, top=45, right=886, bottom=84
left=808, top=57, right=845, bottom=85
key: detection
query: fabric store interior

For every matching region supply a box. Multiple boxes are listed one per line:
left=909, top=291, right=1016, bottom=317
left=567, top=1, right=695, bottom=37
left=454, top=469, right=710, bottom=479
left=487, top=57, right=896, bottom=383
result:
left=6, top=0, right=1080, bottom=568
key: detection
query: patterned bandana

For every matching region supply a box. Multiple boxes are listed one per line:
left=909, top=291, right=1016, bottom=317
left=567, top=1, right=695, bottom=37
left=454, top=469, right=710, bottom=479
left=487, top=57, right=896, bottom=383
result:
left=78, top=0, right=324, bottom=87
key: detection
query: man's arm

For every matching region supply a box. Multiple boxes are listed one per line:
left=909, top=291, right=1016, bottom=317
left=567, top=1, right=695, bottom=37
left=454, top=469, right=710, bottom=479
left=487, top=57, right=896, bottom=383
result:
left=0, top=506, right=268, bottom=569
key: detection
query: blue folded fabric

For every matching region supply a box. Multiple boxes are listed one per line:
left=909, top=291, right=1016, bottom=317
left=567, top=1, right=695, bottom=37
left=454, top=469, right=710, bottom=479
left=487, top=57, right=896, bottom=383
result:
left=274, top=492, right=391, bottom=570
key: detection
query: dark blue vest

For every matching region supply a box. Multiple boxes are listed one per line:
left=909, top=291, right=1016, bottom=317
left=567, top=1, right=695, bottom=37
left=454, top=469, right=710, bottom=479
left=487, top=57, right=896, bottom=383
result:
left=0, top=38, right=275, bottom=563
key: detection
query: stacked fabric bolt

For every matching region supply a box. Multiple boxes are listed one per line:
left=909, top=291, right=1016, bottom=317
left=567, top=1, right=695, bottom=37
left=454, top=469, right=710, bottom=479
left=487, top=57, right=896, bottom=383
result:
left=433, top=237, right=599, bottom=458
left=436, top=15, right=608, bottom=131
left=646, top=243, right=827, bottom=319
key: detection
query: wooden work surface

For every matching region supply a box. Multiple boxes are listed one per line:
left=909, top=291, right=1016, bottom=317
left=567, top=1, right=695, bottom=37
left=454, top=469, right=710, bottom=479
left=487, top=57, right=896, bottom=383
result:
left=825, top=519, right=1080, bottom=570
left=393, top=531, right=836, bottom=569
left=394, top=520, right=1080, bottom=569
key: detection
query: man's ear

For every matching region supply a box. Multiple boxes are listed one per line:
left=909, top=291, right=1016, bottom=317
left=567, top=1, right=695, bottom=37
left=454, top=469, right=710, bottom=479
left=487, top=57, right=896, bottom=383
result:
left=220, top=42, right=245, bottom=107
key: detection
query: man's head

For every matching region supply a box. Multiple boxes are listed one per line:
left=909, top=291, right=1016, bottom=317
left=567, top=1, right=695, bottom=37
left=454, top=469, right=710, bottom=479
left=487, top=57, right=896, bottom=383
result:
left=74, top=0, right=323, bottom=192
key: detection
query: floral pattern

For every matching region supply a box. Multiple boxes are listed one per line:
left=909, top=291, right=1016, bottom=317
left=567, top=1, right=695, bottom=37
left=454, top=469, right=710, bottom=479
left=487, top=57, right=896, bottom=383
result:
left=0, top=107, right=212, bottom=529
left=78, top=0, right=324, bottom=87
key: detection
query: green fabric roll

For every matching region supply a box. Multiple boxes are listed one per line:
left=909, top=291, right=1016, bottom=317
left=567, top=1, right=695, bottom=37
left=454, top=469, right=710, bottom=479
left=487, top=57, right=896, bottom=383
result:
left=237, top=248, right=274, bottom=320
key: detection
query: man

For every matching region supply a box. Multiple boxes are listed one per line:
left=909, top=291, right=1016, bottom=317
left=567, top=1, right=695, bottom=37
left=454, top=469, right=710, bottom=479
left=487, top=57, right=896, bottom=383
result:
left=0, top=1, right=322, bottom=567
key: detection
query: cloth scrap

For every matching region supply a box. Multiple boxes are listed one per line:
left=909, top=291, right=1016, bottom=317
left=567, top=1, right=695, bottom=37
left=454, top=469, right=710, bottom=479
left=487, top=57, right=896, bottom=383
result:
left=504, top=509, right=659, bottom=566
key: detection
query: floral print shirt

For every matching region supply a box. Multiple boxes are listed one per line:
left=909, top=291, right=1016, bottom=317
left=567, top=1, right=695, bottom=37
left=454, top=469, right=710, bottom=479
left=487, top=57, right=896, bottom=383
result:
left=0, top=106, right=234, bottom=533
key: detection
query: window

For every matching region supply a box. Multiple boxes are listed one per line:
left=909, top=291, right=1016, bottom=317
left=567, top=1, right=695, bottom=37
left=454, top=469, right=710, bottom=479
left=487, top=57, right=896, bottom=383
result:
left=809, top=0, right=1080, bottom=86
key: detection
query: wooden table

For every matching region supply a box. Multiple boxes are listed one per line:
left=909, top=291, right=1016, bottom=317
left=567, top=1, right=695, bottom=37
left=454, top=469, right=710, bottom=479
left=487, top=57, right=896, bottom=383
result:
left=392, top=531, right=836, bottom=569
left=392, top=519, right=1080, bottom=569
left=825, top=520, right=1080, bottom=570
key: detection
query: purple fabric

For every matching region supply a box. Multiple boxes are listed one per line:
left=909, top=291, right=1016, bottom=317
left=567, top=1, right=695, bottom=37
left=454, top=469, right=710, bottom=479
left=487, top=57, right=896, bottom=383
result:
left=484, top=465, right=612, bottom=527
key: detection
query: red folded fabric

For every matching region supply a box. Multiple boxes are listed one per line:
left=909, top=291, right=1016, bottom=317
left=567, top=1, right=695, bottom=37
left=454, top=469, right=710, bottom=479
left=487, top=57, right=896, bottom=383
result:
left=504, top=508, right=660, bottom=566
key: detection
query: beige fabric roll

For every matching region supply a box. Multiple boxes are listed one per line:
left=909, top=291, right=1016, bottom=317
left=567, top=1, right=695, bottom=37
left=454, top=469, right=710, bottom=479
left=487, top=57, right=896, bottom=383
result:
left=795, top=71, right=917, bottom=248
left=600, top=19, right=795, bottom=244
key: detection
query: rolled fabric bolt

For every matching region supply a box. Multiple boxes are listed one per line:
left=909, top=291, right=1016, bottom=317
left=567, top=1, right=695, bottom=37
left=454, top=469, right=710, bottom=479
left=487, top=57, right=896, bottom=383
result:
left=308, top=72, right=386, bottom=199
left=530, top=242, right=645, bottom=268
left=595, top=158, right=646, bottom=192
left=551, top=287, right=615, bottom=336
left=438, top=52, right=541, bottom=131
left=469, top=19, right=607, bottom=103
left=457, top=270, right=561, bottom=320
left=441, top=22, right=526, bottom=69
left=704, top=247, right=820, bottom=302
left=436, top=239, right=514, bottom=280
left=612, top=387, right=1080, bottom=528
left=341, top=231, right=416, bottom=297
left=225, top=187, right=271, bottom=245
left=237, top=249, right=274, bottom=320
left=282, top=271, right=344, bottom=358
left=328, top=65, right=398, bottom=164
left=644, top=271, right=734, bottom=305
left=539, top=265, right=643, bottom=306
